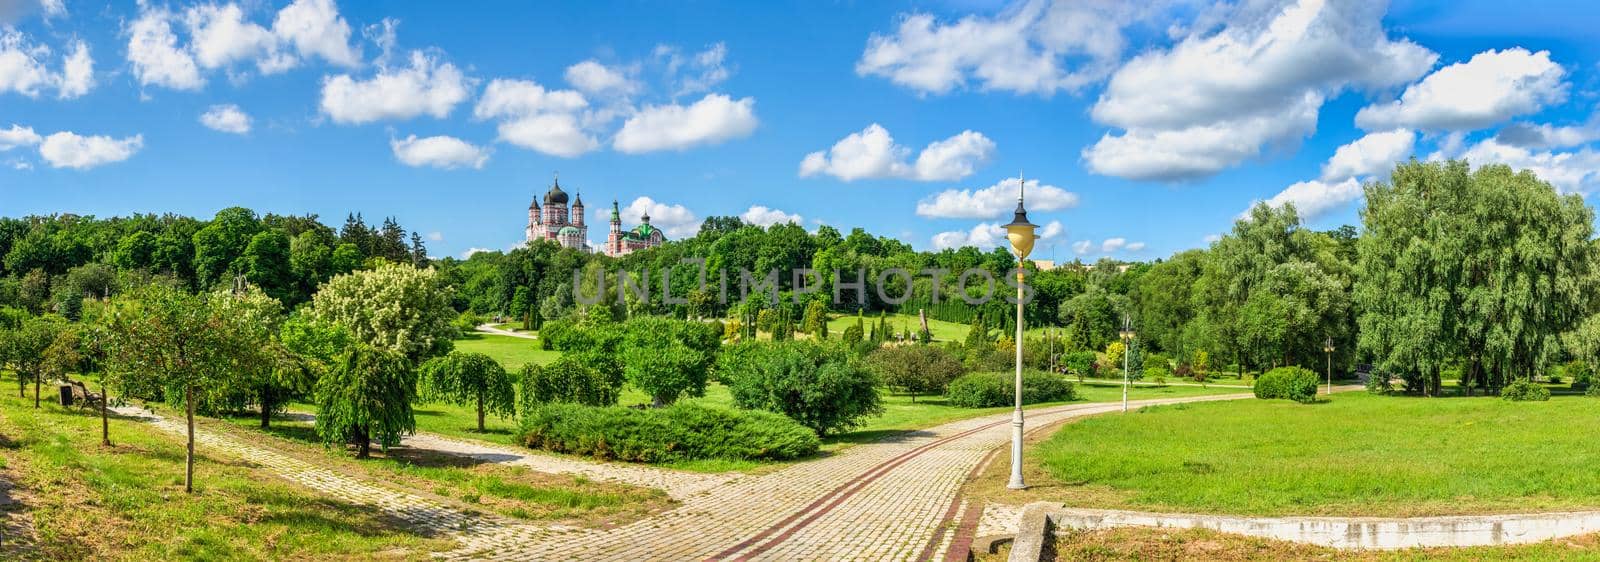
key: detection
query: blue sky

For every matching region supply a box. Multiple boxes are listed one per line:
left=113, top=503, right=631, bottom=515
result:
left=3, top=0, right=1600, bottom=260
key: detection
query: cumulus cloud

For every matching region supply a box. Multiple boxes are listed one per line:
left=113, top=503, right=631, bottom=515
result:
left=1494, top=119, right=1599, bottom=149
left=320, top=50, right=471, bottom=124
left=916, top=176, right=1077, bottom=219
left=127, top=8, right=204, bottom=90
left=931, top=218, right=1064, bottom=251
left=616, top=196, right=700, bottom=238
left=1, top=30, right=95, bottom=98
left=1321, top=129, right=1414, bottom=181
left=741, top=205, right=803, bottom=227
left=128, top=0, right=359, bottom=91
left=655, top=42, right=730, bottom=98
left=1460, top=137, right=1600, bottom=194
left=1071, top=240, right=1092, bottom=255
left=390, top=134, right=489, bottom=169
left=272, top=0, right=361, bottom=68
left=857, top=1, right=1165, bottom=96
left=565, top=60, right=639, bottom=98
left=613, top=93, right=757, bottom=153
left=39, top=131, right=143, bottom=169
left=1356, top=48, right=1566, bottom=132
left=472, top=78, right=600, bottom=158
left=0, top=124, right=41, bottom=151
left=1083, top=0, right=1435, bottom=181
left=184, top=3, right=280, bottom=72
left=1249, top=177, right=1363, bottom=221
left=799, top=124, right=994, bottom=182
left=40, top=0, right=66, bottom=19
left=199, top=104, right=252, bottom=134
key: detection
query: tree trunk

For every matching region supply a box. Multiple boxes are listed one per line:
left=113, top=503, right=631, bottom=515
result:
left=33, top=375, right=40, bottom=408
left=259, top=387, right=273, bottom=429
left=476, top=391, right=486, bottom=432
left=356, top=426, right=371, bottom=459
left=185, top=385, right=195, bottom=494
left=100, top=381, right=111, bottom=447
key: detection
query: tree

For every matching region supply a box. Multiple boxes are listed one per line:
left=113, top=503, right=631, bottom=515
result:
left=418, top=351, right=514, bottom=432
left=315, top=343, right=416, bottom=458
left=212, top=286, right=298, bottom=428
left=801, top=300, right=826, bottom=338
left=305, top=263, right=457, bottom=363
left=866, top=345, right=964, bottom=401
left=1104, top=340, right=1125, bottom=377
left=243, top=230, right=295, bottom=303
left=721, top=341, right=883, bottom=435
left=9, top=314, right=64, bottom=406
left=192, top=207, right=262, bottom=288
left=619, top=317, right=719, bottom=405
left=518, top=357, right=618, bottom=412
left=106, top=285, right=244, bottom=492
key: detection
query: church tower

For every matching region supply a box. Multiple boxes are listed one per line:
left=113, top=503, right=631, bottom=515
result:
left=607, top=199, right=623, bottom=255
left=525, top=194, right=542, bottom=242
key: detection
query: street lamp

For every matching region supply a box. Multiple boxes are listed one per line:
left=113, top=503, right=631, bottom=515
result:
left=1003, top=173, right=1039, bottom=491
left=1119, top=316, right=1136, bottom=413
left=1324, top=337, right=1335, bottom=396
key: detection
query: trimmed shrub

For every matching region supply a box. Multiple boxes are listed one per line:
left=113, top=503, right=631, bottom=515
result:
left=945, top=371, right=1077, bottom=408
left=518, top=357, right=619, bottom=416
left=720, top=341, right=882, bottom=436
left=517, top=402, right=819, bottom=463
left=1253, top=366, right=1319, bottom=403
left=1501, top=379, right=1551, bottom=402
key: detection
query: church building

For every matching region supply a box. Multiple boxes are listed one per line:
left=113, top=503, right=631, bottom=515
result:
left=524, top=177, right=666, bottom=256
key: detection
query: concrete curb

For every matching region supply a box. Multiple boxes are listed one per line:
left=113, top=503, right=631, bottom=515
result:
left=1004, top=504, right=1600, bottom=559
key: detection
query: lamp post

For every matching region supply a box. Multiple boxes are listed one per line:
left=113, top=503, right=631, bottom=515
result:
left=1003, top=174, right=1039, bottom=491
left=1119, top=316, right=1135, bottom=413
left=1324, top=337, right=1335, bottom=396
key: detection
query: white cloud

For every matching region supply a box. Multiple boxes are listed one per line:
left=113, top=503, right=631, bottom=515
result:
left=800, top=124, right=994, bottom=182
left=320, top=50, right=471, bottom=124
left=1, top=31, right=93, bottom=98
left=1356, top=48, right=1566, bottom=132
left=1071, top=240, right=1092, bottom=255
left=616, top=196, right=699, bottom=238
left=474, top=78, right=588, bottom=119
left=184, top=3, right=278, bottom=71
left=0, top=124, right=41, bottom=151
left=39, top=131, right=143, bottom=169
left=1321, top=129, right=1414, bottom=181
left=58, top=40, right=91, bottom=98
left=1101, top=238, right=1128, bottom=252
left=497, top=114, right=599, bottom=159
left=1203, top=233, right=1222, bottom=243
left=1250, top=177, right=1362, bottom=221
left=655, top=42, right=730, bottom=97
left=1460, top=137, right=1600, bottom=195
left=916, top=176, right=1077, bottom=219
left=41, top=0, right=66, bottom=19
left=199, top=104, right=252, bottom=134
left=1125, top=241, right=1146, bottom=252
left=426, top=231, right=443, bottom=242
left=857, top=1, right=1162, bottom=96
left=565, top=60, right=639, bottom=97
left=931, top=222, right=1005, bottom=251
left=613, top=93, right=757, bottom=153
left=1038, top=220, right=1064, bottom=241
left=1494, top=120, right=1599, bottom=149
left=1083, top=0, right=1435, bottom=181
left=740, top=205, right=803, bottom=227
left=461, top=247, right=492, bottom=258
left=127, top=9, right=204, bottom=90
left=390, top=134, right=489, bottom=169
left=272, top=0, right=361, bottom=68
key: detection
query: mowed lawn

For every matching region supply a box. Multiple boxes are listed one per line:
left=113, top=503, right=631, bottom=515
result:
left=451, top=333, right=561, bottom=372
left=822, top=312, right=968, bottom=342
left=1026, top=391, right=1600, bottom=517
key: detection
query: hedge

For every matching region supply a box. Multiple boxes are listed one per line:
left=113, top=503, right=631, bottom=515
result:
left=517, top=402, right=820, bottom=463
left=1253, top=366, right=1319, bottom=403
left=945, top=371, right=1076, bottom=408
left=1501, top=379, right=1551, bottom=402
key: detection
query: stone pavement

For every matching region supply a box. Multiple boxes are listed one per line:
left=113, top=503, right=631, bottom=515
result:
left=475, top=324, right=539, bottom=340
left=117, top=394, right=1252, bottom=561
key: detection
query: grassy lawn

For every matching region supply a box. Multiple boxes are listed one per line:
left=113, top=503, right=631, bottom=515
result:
left=823, top=312, right=968, bottom=342
left=0, top=376, right=451, bottom=560
left=451, top=333, right=561, bottom=372
left=211, top=414, right=670, bottom=526
left=982, top=391, right=1600, bottom=517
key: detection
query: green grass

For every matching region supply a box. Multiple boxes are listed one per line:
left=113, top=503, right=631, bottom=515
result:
left=0, top=375, right=450, bottom=560
left=822, top=312, right=969, bottom=342
left=1029, top=391, right=1600, bottom=517
left=451, top=333, right=561, bottom=372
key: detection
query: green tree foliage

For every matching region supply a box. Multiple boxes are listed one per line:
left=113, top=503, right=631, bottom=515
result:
left=1359, top=161, right=1596, bottom=396
left=865, top=344, right=964, bottom=401
left=1131, top=250, right=1203, bottom=355
left=243, top=231, right=295, bottom=303
left=719, top=341, right=882, bottom=435
left=314, top=343, right=416, bottom=458
left=802, top=300, right=826, bottom=338
left=192, top=207, right=262, bottom=288
left=1252, top=366, right=1319, bottom=403
left=210, top=286, right=299, bottom=427
left=418, top=351, right=515, bottom=431
left=619, top=317, right=720, bottom=405
left=6, top=314, right=64, bottom=405
left=519, top=402, right=819, bottom=463
left=306, top=263, right=457, bottom=363
left=518, top=356, right=619, bottom=412
left=945, top=371, right=1076, bottom=408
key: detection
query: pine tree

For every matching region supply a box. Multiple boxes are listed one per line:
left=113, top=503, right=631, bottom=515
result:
left=409, top=231, right=428, bottom=267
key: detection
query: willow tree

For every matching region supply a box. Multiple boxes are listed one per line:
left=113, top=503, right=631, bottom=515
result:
left=1358, top=160, right=1595, bottom=395
left=315, top=343, right=415, bottom=459
left=418, top=351, right=514, bottom=432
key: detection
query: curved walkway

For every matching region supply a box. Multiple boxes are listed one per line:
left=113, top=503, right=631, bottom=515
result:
left=475, top=324, right=539, bottom=340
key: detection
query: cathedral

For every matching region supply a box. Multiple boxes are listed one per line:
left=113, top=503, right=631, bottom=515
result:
left=525, top=177, right=667, bottom=257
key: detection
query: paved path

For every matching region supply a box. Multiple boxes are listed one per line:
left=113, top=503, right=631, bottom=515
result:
left=476, top=324, right=539, bottom=340
left=401, top=431, right=736, bottom=501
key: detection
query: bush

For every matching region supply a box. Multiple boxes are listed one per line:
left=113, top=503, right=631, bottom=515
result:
left=720, top=341, right=882, bottom=435
left=865, top=345, right=965, bottom=401
left=945, top=371, right=1077, bottom=408
left=620, top=316, right=720, bottom=405
left=518, top=402, right=819, bottom=463
left=1253, top=366, right=1319, bottom=403
left=1062, top=351, right=1096, bottom=379
left=1567, top=360, right=1593, bottom=390
left=1365, top=370, right=1393, bottom=394
left=1587, top=384, right=1600, bottom=398
left=1501, top=379, right=1551, bottom=402
left=518, top=357, right=619, bottom=415
left=454, top=310, right=484, bottom=334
